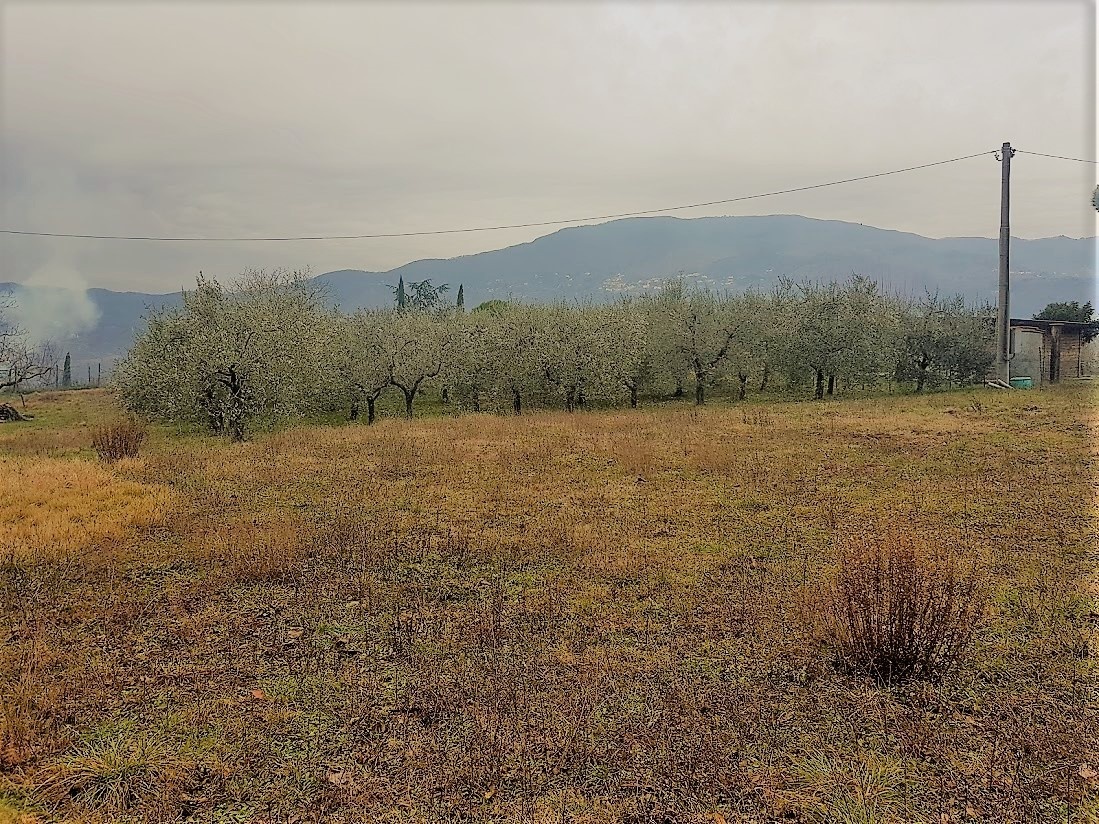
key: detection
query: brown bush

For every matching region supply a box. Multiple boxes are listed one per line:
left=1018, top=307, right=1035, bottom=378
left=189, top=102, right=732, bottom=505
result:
left=91, top=418, right=147, bottom=462
left=823, top=531, right=987, bottom=681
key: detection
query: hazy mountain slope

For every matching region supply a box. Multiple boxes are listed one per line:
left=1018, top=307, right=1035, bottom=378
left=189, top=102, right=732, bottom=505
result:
left=0, top=284, right=184, bottom=377
left=5, top=215, right=1094, bottom=372
left=319, top=215, right=1094, bottom=308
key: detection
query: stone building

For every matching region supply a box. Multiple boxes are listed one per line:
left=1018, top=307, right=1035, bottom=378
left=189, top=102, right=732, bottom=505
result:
left=1009, top=318, right=1098, bottom=384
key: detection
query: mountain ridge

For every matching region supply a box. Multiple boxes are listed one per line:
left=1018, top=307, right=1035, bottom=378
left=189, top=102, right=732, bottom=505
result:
left=4, top=214, right=1095, bottom=373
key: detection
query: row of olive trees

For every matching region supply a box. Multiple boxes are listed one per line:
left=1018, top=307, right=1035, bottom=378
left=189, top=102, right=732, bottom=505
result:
left=113, top=269, right=994, bottom=440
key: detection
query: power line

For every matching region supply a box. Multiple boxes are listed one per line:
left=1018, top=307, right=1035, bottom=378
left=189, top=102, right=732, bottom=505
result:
left=1013, top=149, right=1098, bottom=164
left=0, top=149, right=996, bottom=243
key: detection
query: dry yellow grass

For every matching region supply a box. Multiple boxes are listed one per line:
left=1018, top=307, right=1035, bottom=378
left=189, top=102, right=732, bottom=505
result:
left=0, top=802, right=40, bottom=824
left=0, top=385, right=1096, bottom=822
left=0, top=391, right=115, bottom=459
left=0, top=456, right=170, bottom=559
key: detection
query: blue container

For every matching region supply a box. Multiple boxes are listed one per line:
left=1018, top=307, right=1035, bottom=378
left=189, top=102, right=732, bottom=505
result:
left=1009, top=377, right=1033, bottom=389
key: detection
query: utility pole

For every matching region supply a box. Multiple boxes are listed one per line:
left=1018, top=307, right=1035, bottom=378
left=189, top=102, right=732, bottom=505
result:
left=995, top=142, right=1015, bottom=383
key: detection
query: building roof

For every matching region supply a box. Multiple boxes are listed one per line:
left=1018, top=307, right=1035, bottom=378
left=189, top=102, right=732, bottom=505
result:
left=1010, top=318, right=1095, bottom=332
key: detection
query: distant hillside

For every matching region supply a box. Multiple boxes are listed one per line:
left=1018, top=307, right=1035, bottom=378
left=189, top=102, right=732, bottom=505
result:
left=0, top=285, right=185, bottom=380
left=4, top=215, right=1095, bottom=373
left=316, top=215, right=1095, bottom=309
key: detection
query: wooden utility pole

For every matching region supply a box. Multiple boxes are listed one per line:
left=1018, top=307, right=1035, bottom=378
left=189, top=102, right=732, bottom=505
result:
left=996, top=142, right=1015, bottom=382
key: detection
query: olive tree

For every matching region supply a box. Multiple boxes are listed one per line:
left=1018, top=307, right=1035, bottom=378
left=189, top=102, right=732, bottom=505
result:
left=905, top=294, right=993, bottom=388
left=385, top=309, right=451, bottom=418
left=536, top=302, right=625, bottom=411
left=113, top=304, right=201, bottom=426
left=645, top=279, right=692, bottom=398
left=895, top=294, right=993, bottom=389
left=732, top=291, right=778, bottom=400
left=661, top=286, right=746, bottom=405
left=445, top=310, right=496, bottom=412
left=488, top=302, right=543, bottom=414
left=610, top=297, right=653, bottom=408
left=943, top=304, right=995, bottom=385
left=895, top=293, right=947, bottom=392
left=115, top=269, right=326, bottom=440
left=784, top=276, right=891, bottom=399
left=325, top=309, right=394, bottom=423
left=756, top=281, right=796, bottom=392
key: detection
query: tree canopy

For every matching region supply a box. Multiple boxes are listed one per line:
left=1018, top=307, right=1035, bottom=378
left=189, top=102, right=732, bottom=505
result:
left=113, top=272, right=996, bottom=438
left=1034, top=301, right=1093, bottom=323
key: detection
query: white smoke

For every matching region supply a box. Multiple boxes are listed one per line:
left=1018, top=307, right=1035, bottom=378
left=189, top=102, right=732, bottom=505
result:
left=12, top=258, right=101, bottom=346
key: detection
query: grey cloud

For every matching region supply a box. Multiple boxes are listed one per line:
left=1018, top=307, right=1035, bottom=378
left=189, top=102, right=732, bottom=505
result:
left=1, top=0, right=1094, bottom=295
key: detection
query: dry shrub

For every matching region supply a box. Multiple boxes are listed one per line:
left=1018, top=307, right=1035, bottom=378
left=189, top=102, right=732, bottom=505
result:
left=91, top=418, right=146, bottom=462
left=823, top=531, right=987, bottom=681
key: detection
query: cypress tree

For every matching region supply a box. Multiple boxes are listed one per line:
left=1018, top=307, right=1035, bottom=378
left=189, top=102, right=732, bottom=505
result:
left=397, top=276, right=407, bottom=311
left=62, top=353, right=72, bottom=388
left=456, top=283, right=465, bottom=310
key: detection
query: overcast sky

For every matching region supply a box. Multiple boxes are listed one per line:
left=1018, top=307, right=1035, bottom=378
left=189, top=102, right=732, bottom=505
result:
left=1, top=0, right=1095, bottom=294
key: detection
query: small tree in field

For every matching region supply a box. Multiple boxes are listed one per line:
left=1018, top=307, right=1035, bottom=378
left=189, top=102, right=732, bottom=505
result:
left=785, top=277, right=890, bottom=398
left=756, top=281, right=796, bottom=392
left=644, top=279, right=691, bottom=398
left=113, top=306, right=197, bottom=426
left=721, top=291, right=771, bottom=401
left=895, top=293, right=994, bottom=391
left=326, top=310, right=393, bottom=424
left=536, top=302, right=627, bottom=412
left=386, top=310, right=450, bottom=418
left=662, top=285, right=744, bottom=405
left=611, top=297, right=653, bottom=408
left=115, top=269, right=326, bottom=441
left=446, top=311, right=495, bottom=412
left=488, top=303, right=542, bottom=415
left=188, top=270, right=326, bottom=440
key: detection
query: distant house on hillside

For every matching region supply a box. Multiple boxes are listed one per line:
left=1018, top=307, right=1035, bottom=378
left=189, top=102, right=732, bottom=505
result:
left=1009, top=318, right=1098, bottom=384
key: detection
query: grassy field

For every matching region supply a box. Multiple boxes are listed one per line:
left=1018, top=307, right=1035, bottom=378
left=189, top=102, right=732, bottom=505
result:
left=1, top=386, right=1096, bottom=823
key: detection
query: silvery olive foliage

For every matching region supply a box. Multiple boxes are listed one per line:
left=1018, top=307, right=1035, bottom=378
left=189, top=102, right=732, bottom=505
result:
left=113, top=270, right=994, bottom=437
left=114, top=269, right=327, bottom=441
